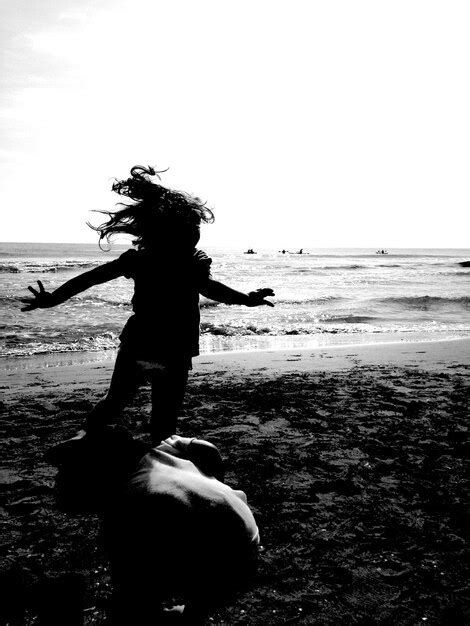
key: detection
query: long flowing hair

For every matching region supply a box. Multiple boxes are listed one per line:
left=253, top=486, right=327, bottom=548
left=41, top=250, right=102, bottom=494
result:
left=88, top=166, right=214, bottom=248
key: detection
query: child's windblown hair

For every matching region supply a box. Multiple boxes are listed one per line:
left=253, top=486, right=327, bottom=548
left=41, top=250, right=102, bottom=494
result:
left=88, top=165, right=214, bottom=248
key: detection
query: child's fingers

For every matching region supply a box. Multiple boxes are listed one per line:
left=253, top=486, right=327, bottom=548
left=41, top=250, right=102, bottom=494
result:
left=20, top=296, right=36, bottom=311
left=37, top=280, right=45, bottom=292
left=247, top=290, right=274, bottom=307
left=28, top=285, right=39, bottom=296
left=259, top=288, right=275, bottom=297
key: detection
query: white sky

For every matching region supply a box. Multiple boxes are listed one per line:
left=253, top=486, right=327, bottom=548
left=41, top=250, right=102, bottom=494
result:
left=1, top=0, right=469, bottom=248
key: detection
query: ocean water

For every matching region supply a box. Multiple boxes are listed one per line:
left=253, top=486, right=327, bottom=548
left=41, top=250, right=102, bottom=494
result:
left=1, top=242, right=469, bottom=359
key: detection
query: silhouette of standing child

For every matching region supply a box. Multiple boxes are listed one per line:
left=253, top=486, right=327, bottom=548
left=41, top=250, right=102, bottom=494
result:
left=21, top=166, right=275, bottom=443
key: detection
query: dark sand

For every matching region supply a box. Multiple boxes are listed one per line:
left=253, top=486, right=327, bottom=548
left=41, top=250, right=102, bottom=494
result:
left=1, top=339, right=469, bottom=624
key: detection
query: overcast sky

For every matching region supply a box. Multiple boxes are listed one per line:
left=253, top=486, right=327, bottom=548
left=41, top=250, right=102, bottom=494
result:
left=1, top=0, right=469, bottom=248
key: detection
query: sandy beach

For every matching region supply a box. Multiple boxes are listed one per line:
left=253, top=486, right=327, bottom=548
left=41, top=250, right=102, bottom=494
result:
left=1, top=338, right=469, bottom=624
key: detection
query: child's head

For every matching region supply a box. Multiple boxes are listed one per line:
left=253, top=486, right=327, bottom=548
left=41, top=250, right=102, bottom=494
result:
left=89, top=165, right=214, bottom=250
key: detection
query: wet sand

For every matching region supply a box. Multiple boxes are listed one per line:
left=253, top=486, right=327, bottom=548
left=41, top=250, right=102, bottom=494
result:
left=1, top=339, right=469, bottom=624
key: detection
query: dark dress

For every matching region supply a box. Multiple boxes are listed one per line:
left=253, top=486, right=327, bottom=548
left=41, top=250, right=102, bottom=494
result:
left=116, top=247, right=212, bottom=363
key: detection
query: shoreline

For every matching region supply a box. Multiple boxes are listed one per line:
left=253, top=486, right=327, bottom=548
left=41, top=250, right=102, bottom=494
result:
left=2, top=337, right=469, bottom=400
left=3, top=331, right=470, bottom=366
left=2, top=334, right=469, bottom=366
left=195, top=335, right=470, bottom=372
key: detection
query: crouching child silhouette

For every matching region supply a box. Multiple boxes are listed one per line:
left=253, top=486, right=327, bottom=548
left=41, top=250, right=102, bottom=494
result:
left=21, top=166, right=274, bottom=442
left=48, top=427, right=260, bottom=625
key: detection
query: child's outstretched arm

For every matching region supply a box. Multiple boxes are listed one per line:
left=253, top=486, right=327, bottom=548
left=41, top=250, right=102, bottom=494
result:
left=201, top=279, right=275, bottom=307
left=20, top=261, right=124, bottom=311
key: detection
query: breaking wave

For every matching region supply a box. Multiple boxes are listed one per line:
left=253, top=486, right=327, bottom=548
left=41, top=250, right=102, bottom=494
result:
left=0, top=261, right=100, bottom=273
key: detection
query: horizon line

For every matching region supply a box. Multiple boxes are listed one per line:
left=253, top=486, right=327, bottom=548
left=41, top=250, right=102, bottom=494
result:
left=1, top=241, right=469, bottom=251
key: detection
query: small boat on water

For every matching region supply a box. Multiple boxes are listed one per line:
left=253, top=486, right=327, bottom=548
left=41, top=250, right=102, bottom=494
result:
left=244, top=248, right=257, bottom=254
left=375, top=250, right=388, bottom=255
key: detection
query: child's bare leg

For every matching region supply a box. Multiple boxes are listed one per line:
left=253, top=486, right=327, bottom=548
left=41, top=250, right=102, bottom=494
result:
left=150, top=363, right=189, bottom=443
left=86, top=347, right=142, bottom=430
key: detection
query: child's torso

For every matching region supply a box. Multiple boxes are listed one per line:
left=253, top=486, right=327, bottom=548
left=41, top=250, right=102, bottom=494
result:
left=117, top=248, right=212, bottom=357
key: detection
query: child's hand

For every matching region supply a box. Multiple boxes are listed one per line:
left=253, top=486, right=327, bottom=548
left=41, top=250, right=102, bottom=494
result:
left=21, top=280, right=55, bottom=311
left=246, top=288, right=275, bottom=307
